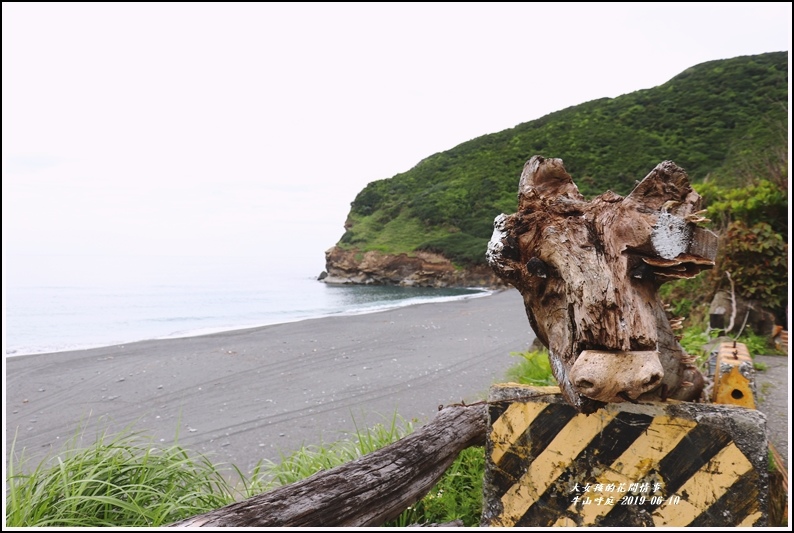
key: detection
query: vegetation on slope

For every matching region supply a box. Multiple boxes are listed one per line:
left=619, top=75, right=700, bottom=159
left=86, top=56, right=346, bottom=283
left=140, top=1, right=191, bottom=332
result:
left=339, top=51, right=788, bottom=323
left=339, top=52, right=787, bottom=270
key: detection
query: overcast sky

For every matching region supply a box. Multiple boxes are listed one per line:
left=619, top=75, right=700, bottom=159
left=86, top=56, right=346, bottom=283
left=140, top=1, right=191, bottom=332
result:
left=2, top=3, right=791, bottom=285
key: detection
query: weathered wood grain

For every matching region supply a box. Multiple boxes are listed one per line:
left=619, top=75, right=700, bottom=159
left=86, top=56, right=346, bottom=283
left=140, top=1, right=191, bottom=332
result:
left=170, top=403, right=486, bottom=527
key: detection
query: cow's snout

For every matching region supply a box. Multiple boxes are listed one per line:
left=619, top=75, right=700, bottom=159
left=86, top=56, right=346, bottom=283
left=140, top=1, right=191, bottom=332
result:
left=569, top=350, right=664, bottom=403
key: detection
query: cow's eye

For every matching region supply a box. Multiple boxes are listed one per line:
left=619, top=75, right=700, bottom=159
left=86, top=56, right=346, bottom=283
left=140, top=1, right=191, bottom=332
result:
left=526, top=257, right=549, bottom=278
left=630, top=262, right=655, bottom=281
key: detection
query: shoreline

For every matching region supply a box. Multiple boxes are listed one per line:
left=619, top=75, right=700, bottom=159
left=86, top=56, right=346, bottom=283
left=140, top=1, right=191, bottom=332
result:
left=5, top=286, right=495, bottom=359
left=6, top=289, right=534, bottom=475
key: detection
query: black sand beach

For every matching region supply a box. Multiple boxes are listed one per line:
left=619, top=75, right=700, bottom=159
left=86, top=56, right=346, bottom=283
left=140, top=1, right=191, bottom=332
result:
left=6, top=288, right=788, bottom=481
left=6, top=289, right=535, bottom=475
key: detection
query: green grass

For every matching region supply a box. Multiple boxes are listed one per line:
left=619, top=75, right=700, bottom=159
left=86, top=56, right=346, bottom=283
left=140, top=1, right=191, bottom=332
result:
left=253, top=413, right=414, bottom=489
left=736, top=329, right=787, bottom=356
left=678, top=327, right=722, bottom=366
left=6, top=427, right=239, bottom=527
left=340, top=210, right=453, bottom=255
left=678, top=324, right=786, bottom=370
left=504, top=349, right=556, bottom=386
left=6, top=350, right=548, bottom=527
left=386, top=446, right=485, bottom=527
left=6, top=411, right=487, bottom=527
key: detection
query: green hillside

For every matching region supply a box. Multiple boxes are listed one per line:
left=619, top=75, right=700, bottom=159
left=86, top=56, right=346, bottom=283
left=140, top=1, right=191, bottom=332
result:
left=337, top=52, right=788, bottom=267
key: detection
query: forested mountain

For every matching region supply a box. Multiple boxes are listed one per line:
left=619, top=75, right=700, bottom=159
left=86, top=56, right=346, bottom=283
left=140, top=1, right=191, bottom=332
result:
left=324, top=51, right=788, bottom=310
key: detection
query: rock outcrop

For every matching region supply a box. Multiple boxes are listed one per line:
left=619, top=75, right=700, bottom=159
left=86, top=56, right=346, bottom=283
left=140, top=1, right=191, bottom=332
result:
left=320, top=246, right=503, bottom=288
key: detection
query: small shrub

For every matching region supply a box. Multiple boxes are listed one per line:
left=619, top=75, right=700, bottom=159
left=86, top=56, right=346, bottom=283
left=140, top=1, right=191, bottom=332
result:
left=678, top=327, right=721, bottom=366
left=736, top=329, right=785, bottom=356
left=719, top=220, right=788, bottom=320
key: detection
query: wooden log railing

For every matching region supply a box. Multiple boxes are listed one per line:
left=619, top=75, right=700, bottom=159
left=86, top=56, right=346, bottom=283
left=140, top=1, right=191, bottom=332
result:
left=170, top=403, right=486, bottom=527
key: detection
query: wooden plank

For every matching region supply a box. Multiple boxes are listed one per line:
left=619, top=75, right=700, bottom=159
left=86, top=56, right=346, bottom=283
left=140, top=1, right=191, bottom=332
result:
left=768, top=442, right=788, bottom=526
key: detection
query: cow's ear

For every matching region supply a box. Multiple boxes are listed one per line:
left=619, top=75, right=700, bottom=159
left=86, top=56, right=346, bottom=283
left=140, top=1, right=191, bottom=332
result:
left=626, top=160, right=702, bottom=216
left=487, top=213, right=524, bottom=286
left=623, top=160, right=718, bottom=274
left=518, top=156, right=584, bottom=210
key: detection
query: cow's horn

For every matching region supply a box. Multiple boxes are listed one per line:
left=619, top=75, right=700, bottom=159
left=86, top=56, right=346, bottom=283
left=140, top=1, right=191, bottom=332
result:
left=518, top=156, right=583, bottom=209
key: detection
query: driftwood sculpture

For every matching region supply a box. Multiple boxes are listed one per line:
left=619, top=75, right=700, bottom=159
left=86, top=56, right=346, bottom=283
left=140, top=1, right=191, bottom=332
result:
left=488, top=156, right=717, bottom=414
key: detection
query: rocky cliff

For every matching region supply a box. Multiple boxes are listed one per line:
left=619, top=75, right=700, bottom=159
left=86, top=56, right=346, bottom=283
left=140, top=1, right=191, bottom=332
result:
left=320, top=246, right=503, bottom=288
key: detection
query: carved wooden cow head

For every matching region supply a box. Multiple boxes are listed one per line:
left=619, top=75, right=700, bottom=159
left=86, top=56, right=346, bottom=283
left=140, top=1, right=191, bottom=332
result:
left=488, top=156, right=717, bottom=414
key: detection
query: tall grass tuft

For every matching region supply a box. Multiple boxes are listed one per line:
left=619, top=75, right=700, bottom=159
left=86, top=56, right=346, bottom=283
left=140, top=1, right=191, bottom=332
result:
left=6, top=428, right=236, bottom=527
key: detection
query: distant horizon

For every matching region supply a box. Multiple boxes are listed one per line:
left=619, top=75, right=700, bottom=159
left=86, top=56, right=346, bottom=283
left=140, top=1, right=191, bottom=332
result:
left=4, top=250, right=328, bottom=288
left=5, top=270, right=491, bottom=357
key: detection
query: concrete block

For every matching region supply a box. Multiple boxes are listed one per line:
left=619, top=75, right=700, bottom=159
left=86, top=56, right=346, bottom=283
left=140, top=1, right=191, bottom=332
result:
left=712, top=341, right=756, bottom=408
left=482, top=384, right=769, bottom=527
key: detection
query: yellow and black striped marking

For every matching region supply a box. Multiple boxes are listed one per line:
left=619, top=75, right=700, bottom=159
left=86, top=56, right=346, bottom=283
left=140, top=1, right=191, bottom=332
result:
left=482, top=385, right=768, bottom=527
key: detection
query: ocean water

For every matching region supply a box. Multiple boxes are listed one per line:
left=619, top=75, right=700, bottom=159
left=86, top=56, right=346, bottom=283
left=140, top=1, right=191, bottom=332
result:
left=4, top=261, right=489, bottom=357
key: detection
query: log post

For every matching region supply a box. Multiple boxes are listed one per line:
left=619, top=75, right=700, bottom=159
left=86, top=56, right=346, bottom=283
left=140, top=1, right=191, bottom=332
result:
left=170, top=404, right=486, bottom=527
